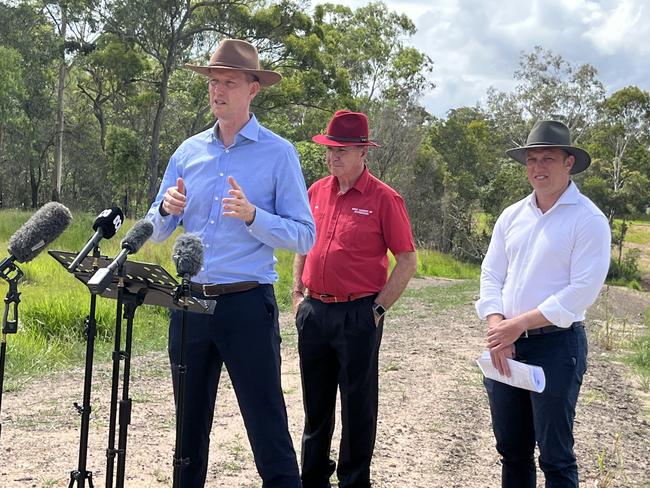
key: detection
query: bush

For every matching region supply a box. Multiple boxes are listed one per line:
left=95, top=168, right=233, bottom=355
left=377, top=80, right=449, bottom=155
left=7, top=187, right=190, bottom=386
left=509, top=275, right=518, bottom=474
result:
left=607, top=248, right=641, bottom=283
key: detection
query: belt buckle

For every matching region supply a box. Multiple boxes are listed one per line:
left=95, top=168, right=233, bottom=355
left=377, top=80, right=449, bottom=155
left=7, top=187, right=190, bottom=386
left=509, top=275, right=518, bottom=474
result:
left=523, top=330, right=529, bottom=338
left=202, top=284, right=218, bottom=298
left=319, top=294, right=337, bottom=303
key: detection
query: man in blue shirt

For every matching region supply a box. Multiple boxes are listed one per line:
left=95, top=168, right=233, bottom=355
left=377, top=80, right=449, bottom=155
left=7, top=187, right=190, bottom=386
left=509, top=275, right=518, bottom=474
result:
left=146, top=39, right=315, bottom=488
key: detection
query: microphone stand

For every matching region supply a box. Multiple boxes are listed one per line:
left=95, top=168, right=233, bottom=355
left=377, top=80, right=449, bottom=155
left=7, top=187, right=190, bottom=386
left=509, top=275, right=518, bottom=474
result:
left=105, top=262, right=146, bottom=488
left=172, top=276, right=191, bottom=487
left=0, top=260, right=23, bottom=440
left=69, top=245, right=102, bottom=488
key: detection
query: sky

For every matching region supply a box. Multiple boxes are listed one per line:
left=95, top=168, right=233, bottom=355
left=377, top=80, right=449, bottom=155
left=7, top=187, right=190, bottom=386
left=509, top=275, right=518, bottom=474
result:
left=311, top=0, right=650, bottom=118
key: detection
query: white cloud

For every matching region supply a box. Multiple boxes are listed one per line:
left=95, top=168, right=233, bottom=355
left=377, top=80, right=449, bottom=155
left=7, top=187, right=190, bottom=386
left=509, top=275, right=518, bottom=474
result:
left=312, top=0, right=650, bottom=117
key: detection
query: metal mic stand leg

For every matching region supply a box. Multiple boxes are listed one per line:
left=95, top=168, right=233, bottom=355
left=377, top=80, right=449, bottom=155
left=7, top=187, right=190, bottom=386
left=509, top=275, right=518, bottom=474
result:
left=69, top=247, right=101, bottom=488
left=0, top=262, right=23, bottom=440
left=172, top=280, right=191, bottom=487
left=115, top=290, right=144, bottom=488
left=105, top=278, right=125, bottom=488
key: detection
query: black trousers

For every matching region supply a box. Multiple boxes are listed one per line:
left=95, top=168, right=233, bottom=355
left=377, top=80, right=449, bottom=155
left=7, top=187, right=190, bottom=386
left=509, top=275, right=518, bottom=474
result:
left=296, top=295, right=383, bottom=488
left=484, top=325, right=588, bottom=488
left=168, top=285, right=301, bottom=488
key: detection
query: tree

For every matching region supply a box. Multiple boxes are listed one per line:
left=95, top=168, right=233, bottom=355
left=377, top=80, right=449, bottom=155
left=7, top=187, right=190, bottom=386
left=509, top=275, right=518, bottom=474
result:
left=487, top=46, right=605, bottom=145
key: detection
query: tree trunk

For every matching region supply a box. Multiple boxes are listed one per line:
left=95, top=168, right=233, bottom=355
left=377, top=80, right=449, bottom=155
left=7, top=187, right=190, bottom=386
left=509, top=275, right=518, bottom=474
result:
left=147, top=64, right=172, bottom=203
left=52, top=4, right=67, bottom=202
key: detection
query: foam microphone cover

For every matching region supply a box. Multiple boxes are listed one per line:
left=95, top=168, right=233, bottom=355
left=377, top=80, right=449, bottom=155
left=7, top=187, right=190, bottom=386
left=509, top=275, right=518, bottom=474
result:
left=92, top=207, right=124, bottom=239
left=120, top=220, right=154, bottom=254
left=7, top=202, right=72, bottom=262
left=172, top=233, right=204, bottom=278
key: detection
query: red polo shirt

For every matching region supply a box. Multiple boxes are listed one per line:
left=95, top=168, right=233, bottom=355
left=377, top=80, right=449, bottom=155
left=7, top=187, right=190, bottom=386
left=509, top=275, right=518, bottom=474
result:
left=302, top=167, right=416, bottom=296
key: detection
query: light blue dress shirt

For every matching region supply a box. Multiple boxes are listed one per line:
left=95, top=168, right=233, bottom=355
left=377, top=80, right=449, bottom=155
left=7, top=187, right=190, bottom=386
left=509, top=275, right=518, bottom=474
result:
left=146, top=114, right=315, bottom=284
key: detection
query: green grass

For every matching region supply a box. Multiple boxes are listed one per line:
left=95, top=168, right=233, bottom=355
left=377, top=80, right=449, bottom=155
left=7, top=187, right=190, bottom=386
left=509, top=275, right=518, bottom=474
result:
left=400, top=279, right=479, bottom=312
left=627, top=308, right=650, bottom=383
left=1, top=209, right=480, bottom=382
left=415, top=249, right=480, bottom=279
left=624, top=221, right=650, bottom=246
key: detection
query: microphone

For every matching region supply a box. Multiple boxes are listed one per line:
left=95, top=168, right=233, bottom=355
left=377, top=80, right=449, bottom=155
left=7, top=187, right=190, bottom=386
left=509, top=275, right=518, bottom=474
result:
left=68, top=207, right=124, bottom=272
left=172, top=234, right=204, bottom=280
left=86, top=219, right=154, bottom=294
left=1, top=202, right=73, bottom=275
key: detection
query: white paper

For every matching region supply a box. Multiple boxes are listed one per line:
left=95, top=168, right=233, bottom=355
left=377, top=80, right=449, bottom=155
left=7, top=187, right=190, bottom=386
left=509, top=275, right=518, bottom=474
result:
left=477, top=351, right=546, bottom=393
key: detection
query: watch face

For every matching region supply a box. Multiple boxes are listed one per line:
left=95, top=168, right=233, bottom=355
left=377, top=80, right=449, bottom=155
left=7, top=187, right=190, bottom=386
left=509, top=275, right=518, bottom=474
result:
left=373, top=303, right=386, bottom=316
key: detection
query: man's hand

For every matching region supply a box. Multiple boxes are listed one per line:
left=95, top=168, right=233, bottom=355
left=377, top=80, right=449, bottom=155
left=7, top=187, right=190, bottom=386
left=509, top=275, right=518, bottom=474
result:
left=487, top=317, right=526, bottom=352
left=292, top=291, right=305, bottom=317
left=486, top=314, right=515, bottom=376
left=490, top=344, right=515, bottom=377
left=223, top=176, right=256, bottom=225
left=162, top=177, right=187, bottom=216
left=486, top=316, right=525, bottom=377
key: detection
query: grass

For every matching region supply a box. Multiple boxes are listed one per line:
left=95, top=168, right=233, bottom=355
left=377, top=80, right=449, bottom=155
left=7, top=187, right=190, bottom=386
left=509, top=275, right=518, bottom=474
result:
left=623, top=220, right=650, bottom=246
left=626, top=308, right=650, bottom=390
left=1, top=209, right=480, bottom=383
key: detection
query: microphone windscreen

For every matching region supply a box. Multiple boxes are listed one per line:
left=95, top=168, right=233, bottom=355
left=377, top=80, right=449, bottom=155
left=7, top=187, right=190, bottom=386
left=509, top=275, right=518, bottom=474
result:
left=172, top=233, right=204, bottom=278
left=7, top=202, right=72, bottom=263
left=92, top=207, right=124, bottom=239
left=120, top=219, right=153, bottom=254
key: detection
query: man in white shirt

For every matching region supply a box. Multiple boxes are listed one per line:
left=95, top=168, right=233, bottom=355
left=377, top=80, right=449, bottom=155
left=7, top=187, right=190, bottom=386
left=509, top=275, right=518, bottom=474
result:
left=476, top=120, right=611, bottom=487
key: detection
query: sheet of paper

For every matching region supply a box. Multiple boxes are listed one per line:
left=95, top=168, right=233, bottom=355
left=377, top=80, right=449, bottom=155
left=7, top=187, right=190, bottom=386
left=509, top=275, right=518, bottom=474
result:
left=477, top=351, right=546, bottom=393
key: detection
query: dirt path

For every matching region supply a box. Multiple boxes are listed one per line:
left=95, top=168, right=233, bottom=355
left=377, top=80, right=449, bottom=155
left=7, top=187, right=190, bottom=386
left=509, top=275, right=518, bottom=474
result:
left=1, top=280, right=649, bottom=487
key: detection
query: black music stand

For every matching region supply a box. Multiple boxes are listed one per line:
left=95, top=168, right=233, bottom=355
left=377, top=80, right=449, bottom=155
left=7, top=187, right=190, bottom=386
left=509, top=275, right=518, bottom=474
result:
left=49, top=251, right=214, bottom=488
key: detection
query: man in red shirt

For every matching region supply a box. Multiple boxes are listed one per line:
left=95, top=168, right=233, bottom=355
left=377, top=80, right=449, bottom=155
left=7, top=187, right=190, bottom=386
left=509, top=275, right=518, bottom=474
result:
left=292, top=110, right=418, bottom=488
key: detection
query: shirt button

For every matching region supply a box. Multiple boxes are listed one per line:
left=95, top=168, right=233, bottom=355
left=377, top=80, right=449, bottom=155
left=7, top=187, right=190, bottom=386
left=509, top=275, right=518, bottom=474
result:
left=205, top=244, right=210, bottom=248
left=225, top=149, right=230, bottom=154
left=210, top=220, right=215, bottom=224
left=201, top=267, right=205, bottom=271
left=219, top=173, right=224, bottom=177
left=214, top=197, right=219, bottom=201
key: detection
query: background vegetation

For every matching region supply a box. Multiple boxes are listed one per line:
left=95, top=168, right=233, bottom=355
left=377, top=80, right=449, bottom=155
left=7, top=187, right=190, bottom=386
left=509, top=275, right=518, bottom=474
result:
left=1, top=1, right=649, bottom=385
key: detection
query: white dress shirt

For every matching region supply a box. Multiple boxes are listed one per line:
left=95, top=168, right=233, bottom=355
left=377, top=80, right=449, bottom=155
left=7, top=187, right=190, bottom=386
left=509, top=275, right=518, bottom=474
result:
left=475, top=181, right=611, bottom=327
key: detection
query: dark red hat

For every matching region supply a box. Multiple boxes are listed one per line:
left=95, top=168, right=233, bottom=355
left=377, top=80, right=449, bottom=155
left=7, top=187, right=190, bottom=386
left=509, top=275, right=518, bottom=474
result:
left=312, top=110, right=380, bottom=147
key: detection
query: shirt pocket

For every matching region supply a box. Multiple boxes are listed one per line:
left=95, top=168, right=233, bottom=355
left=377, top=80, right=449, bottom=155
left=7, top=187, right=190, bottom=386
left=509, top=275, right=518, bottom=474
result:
left=339, top=210, right=379, bottom=250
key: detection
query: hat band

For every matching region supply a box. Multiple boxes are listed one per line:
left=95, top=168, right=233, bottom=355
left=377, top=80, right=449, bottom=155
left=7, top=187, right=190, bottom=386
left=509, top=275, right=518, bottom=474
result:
left=326, top=135, right=368, bottom=143
left=208, top=61, right=260, bottom=70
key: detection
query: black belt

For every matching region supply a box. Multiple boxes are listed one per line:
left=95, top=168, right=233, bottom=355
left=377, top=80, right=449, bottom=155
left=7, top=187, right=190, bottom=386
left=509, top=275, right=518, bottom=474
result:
left=189, top=281, right=259, bottom=298
left=521, top=321, right=584, bottom=338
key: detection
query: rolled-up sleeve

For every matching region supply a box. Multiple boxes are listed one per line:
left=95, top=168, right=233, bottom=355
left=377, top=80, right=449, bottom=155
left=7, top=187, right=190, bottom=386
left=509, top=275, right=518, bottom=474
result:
left=537, top=214, right=611, bottom=327
left=476, top=215, right=507, bottom=319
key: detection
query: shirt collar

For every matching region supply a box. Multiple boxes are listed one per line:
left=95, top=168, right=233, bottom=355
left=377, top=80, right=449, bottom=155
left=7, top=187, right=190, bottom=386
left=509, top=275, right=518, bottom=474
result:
left=527, top=180, right=579, bottom=211
left=211, top=113, right=260, bottom=145
left=328, top=166, right=371, bottom=194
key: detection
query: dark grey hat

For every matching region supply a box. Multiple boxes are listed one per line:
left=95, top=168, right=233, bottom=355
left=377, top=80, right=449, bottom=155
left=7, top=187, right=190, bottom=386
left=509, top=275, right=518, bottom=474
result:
left=505, top=120, right=591, bottom=174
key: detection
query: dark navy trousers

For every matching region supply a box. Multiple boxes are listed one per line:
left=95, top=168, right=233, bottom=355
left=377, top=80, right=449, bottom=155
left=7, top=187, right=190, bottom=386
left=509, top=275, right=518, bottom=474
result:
left=168, top=284, right=301, bottom=488
left=296, top=295, right=383, bottom=488
left=484, top=324, right=588, bottom=488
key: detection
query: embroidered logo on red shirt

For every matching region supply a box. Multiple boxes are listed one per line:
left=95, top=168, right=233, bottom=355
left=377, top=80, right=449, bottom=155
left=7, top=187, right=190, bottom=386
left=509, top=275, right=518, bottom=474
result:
left=352, top=207, right=372, bottom=216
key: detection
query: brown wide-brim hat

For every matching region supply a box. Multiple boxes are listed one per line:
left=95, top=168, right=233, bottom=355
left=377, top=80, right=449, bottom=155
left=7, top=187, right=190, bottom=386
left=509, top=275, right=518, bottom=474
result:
left=505, top=120, right=591, bottom=174
left=185, top=39, right=282, bottom=87
left=312, top=110, right=380, bottom=147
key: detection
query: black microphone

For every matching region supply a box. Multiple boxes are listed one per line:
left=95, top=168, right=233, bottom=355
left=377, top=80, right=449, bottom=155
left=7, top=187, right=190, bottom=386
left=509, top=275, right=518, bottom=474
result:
left=1, top=202, right=72, bottom=275
left=86, top=219, right=154, bottom=294
left=172, top=234, right=204, bottom=280
left=68, top=207, right=124, bottom=272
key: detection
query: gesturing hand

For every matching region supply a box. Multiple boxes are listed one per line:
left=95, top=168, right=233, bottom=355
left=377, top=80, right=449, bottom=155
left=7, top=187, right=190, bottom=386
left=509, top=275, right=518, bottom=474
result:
left=162, top=177, right=187, bottom=216
left=222, top=176, right=256, bottom=225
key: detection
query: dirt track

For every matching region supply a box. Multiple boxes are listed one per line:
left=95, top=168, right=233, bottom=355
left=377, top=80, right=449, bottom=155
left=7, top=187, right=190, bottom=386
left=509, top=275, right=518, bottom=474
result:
left=1, top=279, right=649, bottom=487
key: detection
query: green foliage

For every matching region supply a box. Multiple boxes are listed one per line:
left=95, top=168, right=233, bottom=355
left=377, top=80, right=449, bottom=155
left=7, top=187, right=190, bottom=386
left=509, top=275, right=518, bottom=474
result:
left=106, top=125, right=146, bottom=216
left=607, top=249, right=642, bottom=286
left=415, top=249, right=480, bottom=279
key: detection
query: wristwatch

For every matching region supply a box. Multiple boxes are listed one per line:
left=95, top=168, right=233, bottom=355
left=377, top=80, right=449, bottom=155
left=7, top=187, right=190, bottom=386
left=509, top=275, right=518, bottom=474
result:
left=372, top=302, right=386, bottom=318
